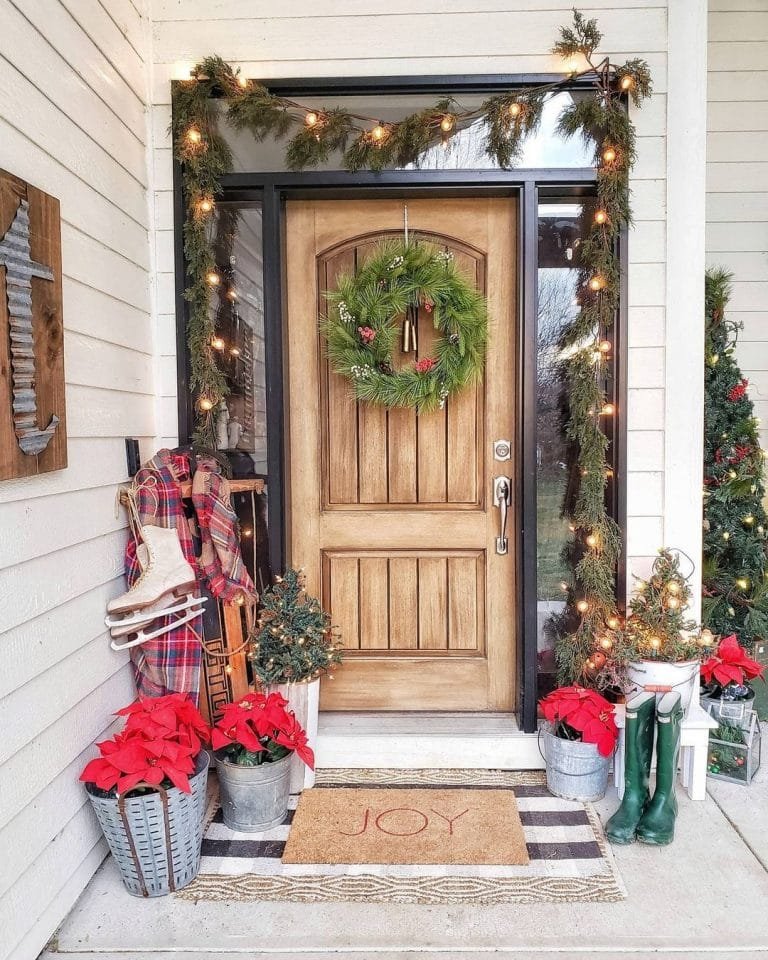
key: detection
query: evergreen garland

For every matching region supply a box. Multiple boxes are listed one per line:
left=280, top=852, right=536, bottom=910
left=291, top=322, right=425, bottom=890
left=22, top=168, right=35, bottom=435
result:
left=703, top=269, right=768, bottom=646
left=322, top=239, right=487, bottom=411
left=171, top=13, right=652, bottom=688
left=249, top=568, right=343, bottom=685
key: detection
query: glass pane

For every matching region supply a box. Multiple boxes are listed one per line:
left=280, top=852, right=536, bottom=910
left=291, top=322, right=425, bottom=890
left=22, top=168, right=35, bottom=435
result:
left=207, top=201, right=272, bottom=590
left=536, top=198, right=595, bottom=696
left=215, top=90, right=594, bottom=173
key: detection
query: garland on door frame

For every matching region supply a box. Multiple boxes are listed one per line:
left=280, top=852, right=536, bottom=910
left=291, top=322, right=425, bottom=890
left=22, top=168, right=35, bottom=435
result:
left=171, top=11, right=652, bottom=688
left=322, top=239, right=487, bottom=411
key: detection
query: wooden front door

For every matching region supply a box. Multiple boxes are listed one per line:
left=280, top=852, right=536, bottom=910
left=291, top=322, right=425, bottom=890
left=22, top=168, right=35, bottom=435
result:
left=286, top=198, right=517, bottom=711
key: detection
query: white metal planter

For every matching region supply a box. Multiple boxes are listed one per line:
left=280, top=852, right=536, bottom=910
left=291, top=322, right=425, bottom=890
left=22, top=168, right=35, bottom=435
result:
left=266, top=677, right=319, bottom=791
left=626, top=659, right=700, bottom=716
left=85, top=751, right=209, bottom=897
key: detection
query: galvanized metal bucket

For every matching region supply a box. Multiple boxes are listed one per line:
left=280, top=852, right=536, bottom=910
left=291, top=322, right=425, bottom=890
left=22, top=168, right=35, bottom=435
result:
left=86, top=750, right=209, bottom=897
left=215, top=751, right=292, bottom=832
left=541, top=726, right=611, bottom=802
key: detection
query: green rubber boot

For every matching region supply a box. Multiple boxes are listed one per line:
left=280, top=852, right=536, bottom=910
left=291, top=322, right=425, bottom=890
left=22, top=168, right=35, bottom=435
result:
left=605, top=692, right=655, bottom=844
left=636, top=692, right=683, bottom=845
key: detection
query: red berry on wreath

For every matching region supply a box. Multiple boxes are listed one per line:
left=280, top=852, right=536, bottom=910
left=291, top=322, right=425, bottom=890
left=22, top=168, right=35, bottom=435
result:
left=415, top=357, right=437, bottom=374
left=727, top=379, right=748, bottom=402
left=358, top=325, right=376, bottom=343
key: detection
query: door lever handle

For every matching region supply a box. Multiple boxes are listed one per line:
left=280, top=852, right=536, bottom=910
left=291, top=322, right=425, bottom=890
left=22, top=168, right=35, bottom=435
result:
left=493, top=476, right=511, bottom=555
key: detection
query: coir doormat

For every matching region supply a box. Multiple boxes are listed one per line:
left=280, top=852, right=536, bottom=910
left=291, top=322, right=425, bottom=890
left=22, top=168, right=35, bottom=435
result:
left=282, top=786, right=529, bottom=865
left=178, top=768, right=626, bottom=905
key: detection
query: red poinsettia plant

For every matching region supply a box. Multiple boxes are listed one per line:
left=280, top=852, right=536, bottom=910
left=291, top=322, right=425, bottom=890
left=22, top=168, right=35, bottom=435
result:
left=211, top=691, right=314, bottom=770
left=539, top=685, right=618, bottom=757
left=80, top=693, right=210, bottom=797
left=700, top=634, right=765, bottom=694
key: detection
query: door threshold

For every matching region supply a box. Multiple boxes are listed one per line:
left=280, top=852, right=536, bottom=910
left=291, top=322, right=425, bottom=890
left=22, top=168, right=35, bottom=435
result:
left=316, top=711, right=543, bottom=770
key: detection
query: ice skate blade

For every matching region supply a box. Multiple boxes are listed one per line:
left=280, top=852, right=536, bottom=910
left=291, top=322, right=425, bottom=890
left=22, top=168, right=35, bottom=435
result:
left=106, top=579, right=198, bottom=617
left=110, top=604, right=206, bottom=651
left=105, top=592, right=204, bottom=630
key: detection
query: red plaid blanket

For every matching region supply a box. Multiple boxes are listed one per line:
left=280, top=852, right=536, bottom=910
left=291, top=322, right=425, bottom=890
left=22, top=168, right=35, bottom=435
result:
left=124, top=450, right=256, bottom=700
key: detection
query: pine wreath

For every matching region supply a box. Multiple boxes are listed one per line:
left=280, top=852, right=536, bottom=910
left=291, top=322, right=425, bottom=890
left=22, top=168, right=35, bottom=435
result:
left=321, top=239, right=487, bottom=411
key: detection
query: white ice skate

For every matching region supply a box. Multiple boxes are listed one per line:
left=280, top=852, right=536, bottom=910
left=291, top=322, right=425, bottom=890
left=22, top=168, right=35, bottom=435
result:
left=107, top=593, right=207, bottom=636
left=105, top=524, right=200, bottom=631
left=110, top=603, right=206, bottom=651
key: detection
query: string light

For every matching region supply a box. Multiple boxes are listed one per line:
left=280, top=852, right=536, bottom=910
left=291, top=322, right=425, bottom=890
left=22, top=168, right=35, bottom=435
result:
left=589, top=275, right=605, bottom=291
left=600, top=636, right=613, bottom=650
left=211, top=336, right=225, bottom=351
left=440, top=114, right=455, bottom=132
left=605, top=468, right=614, bottom=479
left=197, top=197, right=214, bottom=214
left=599, top=339, right=612, bottom=353
left=304, top=111, right=319, bottom=128
left=594, top=210, right=608, bottom=225
left=709, top=354, right=719, bottom=366
left=370, top=123, right=387, bottom=142
left=600, top=402, right=615, bottom=416
left=227, top=289, right=238, bottom=301
left=602, top=146, right=617, bottom=164
left=607, top=616, right=620, bottom=630
left=237, top=75, right=250, bottom=89
left=586, top=533, right=599, bottom=548
left=206, top=271, right=220, bottom=286
left=242, top=526, right=253, bottom=537
left=230, top=346, right=241, bottom=357
left=649, top=636, right=662, bottom=650
left=186, top=127, right=202, bottom=145
left=508, top=102, right=522, bottom=119
left=722, top=531, right=730, bottom=541
left=666, top=596, right=680, bottom=610
left=736, top=577, right=750, bottom=590
left=667, top=581, right=681, bottom=595
left=576, top=599, right=589, bottom=614
left=198, top=397, right=214, bottom=412
left=225, top=664, right=233, bottom=674
left=728, top=469, right=737, bottom=479
left=744, top=515, right=755, bottom=525
left=619, top=74, right=633, bottom=91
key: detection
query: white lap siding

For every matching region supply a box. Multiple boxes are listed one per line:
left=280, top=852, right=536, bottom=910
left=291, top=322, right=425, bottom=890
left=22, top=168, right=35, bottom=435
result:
left=0, top=2, right=153, bottom=958
left=706, top=1, right=768, bottom=456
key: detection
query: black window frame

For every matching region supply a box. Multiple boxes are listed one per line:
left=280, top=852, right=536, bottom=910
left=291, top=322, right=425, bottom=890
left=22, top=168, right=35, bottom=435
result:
left=172, top=74, right=628, bottom=732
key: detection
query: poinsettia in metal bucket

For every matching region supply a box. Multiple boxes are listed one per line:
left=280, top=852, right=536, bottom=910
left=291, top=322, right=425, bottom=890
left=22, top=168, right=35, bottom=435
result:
left=700, top=633, right=765, bottom=723
left=211, top=691, right=314, bottom=832
left=80, top=693, right=211, bottom=897
left=539, top=686, right=618, bottom=801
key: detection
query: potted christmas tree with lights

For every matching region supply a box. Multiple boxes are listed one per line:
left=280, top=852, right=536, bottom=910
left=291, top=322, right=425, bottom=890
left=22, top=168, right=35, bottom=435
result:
left=249, top=568, right=342, bottom=790
left=702, top=269, right=768, bottom=657
left=621, top=549, right=705, bottom=716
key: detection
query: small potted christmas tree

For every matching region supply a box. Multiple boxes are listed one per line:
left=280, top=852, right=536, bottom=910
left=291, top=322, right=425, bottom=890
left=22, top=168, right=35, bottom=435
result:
left=621, top=549, right=705, bottom=715
left=249, top=568, right=342, bottom=790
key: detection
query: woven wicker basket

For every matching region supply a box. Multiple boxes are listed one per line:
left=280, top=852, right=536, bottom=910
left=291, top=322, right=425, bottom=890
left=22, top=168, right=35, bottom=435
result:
left=86, top=751, right=209, bottom=897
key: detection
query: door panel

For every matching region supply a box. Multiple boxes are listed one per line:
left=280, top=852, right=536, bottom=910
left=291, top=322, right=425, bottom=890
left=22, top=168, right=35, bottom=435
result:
left=286, top=198, right=517, bottom=711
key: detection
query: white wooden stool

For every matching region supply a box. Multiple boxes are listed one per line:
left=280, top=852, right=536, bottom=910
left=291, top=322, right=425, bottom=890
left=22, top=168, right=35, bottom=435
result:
left=613, top=700, right=717, bottom=801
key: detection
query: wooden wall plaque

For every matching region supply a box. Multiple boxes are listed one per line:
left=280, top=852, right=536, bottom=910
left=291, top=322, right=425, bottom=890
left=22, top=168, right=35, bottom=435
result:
left=0, top=170, right=66, bottom=479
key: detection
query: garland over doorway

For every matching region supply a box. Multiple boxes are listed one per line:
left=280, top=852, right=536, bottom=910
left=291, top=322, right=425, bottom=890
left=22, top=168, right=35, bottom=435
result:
left=171, top=11, right=652, bottom=689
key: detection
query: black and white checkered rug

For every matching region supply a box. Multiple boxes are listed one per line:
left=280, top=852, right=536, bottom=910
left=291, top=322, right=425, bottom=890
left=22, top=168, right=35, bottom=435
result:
left=178, top=769, right=625, bottom=904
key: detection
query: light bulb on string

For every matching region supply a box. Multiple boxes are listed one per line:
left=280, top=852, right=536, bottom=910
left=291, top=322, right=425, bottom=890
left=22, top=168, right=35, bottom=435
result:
left=206, top=271, right=220, bottom=286
left=602, top=146, right=617, bottom=165
left=599, top=340, right=612, bottom=353
left=667, top=581, right=681, bottom=595
left=304, top=111, right=320, bottom=128
left=666, top=596, right=680, bottom=610
left=594, top=210, right=608, bottom=225
left=736, top=577, right=750, bottom=591
left=589, top=275, right=605, bottom=292
left=508, top=102, right=522, bottom=119
left=211, top=336, right=225, bottom=351
left=186, top=127, right=202, bottom=145
left=744, top=515, right=755, bottom=525
left=600, top=403, right=615, bottom=416
left=198, top=396, right=214, bottom=412
left=230, top=346, right=241, bottom=357
left=586, top=533, right=599, bottom=548
left=370, top=123, right=387, bottom=142
left=722, top=531, right=730, bottom=541
left=576, top=599, right=589, bottom=614
left=237, top=74, right=250, bottom=89
left=619, top=74, right=633, bottom=92
left=197, top=197, right=214, bottom=215
left=440, top=114, right=455, bottom=133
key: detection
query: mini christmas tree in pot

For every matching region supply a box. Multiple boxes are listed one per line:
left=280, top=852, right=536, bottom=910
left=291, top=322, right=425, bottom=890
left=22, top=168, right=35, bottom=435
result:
left=619, top=549, right=707, bottom=716
left=249, top=568, right=343, bottom=790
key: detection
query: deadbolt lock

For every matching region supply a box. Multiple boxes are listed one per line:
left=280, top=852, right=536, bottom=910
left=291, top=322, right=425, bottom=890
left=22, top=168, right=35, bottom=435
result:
left=494, top=439, right=512, bottom=461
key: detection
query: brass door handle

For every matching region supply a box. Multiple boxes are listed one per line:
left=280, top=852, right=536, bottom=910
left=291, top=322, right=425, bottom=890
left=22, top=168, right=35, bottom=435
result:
left=493, top=476, right=511, bottom=555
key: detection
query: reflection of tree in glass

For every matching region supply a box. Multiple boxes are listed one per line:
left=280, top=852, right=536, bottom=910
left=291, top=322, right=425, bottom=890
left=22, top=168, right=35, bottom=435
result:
left=537, top=268, right=577, bottom=471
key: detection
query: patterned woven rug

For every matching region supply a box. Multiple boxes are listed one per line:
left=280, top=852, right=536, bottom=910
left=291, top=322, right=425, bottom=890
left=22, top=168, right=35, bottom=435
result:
left=178, top=769, right=626, bottom=904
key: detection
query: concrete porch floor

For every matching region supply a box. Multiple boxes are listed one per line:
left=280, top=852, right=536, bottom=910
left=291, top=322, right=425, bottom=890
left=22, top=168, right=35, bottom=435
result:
left=42, top=751, right=768, bottom=960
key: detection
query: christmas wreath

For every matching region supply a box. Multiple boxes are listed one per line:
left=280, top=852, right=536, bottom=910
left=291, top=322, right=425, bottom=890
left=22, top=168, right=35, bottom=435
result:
left=321, top=239, right=487, bottom=411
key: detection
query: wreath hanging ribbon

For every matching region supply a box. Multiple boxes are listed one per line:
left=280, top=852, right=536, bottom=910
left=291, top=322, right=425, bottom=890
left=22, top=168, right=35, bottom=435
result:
left=321, top=239, right=488, bottom=412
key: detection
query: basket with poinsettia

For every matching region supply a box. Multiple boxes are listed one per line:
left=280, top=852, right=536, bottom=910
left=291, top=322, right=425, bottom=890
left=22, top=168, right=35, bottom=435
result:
left=80, top=692, right=211, bottom=796
left=700, top=633, right=764, bottom=708
left=539, top=685, right=619, bottom=757
left=79, top=693, right=212, bottom=897
left=538, top=686, right=618, bottom=802
left=211, top=692, right=314, bottom=832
